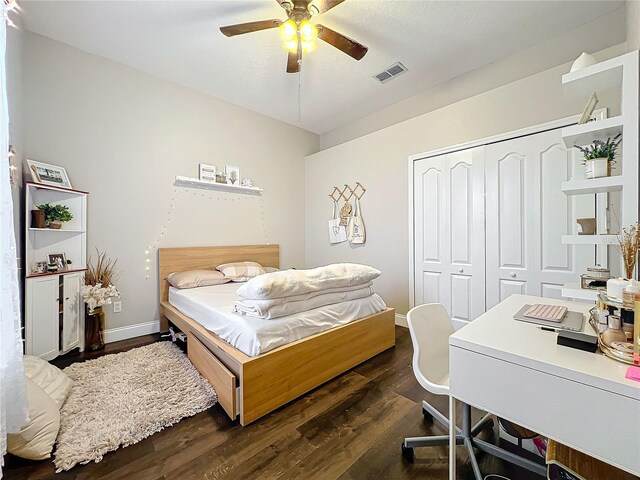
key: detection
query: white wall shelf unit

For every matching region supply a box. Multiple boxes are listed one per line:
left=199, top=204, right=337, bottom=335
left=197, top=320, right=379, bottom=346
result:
left=561, top=235, right=618, bottom=245
left=561, top=116, right=623, bottom=147
left=562, top=55, right=624, bottom=97
left=561, top=176, right=624, bottom=196
left=560, top=51, right=638, bottom=301
left=24, top=181, right=88, bottom=360
left=561, top=283, right=599, bottom=302
left=174, top=176, right=263, bottom=195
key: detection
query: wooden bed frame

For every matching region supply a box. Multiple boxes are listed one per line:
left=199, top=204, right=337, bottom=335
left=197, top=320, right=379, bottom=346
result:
left=159, top=245, right=396, bottom=426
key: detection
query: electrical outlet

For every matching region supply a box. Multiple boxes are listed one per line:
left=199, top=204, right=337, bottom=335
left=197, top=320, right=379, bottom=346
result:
left=113, top=301, right=122, bottom=313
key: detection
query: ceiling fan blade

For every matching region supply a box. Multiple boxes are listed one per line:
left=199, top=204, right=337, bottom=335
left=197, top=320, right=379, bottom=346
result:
left=287, top=51, right=300, bottom=73
left=220, top=19, right=281, bottom=37
left=316, top=24, right=367, bottom=60
left=313, top=0, right=346, bottom=15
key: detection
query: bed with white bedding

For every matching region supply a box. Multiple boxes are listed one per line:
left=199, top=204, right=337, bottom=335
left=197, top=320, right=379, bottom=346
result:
left=169, top=283, right=387, bottom=356
left=159, top=244, right=395, bottom=426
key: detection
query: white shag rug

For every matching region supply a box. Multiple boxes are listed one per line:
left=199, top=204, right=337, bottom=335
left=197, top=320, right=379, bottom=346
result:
left=54, top=342, right=217, bottom=472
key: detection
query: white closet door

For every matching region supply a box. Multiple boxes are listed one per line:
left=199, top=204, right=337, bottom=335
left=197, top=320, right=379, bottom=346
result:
left=414, top=147, right=485, bottom=327
left=486, top=130, right=593, bottom=308
left=414, top=154, right=447, bottom=308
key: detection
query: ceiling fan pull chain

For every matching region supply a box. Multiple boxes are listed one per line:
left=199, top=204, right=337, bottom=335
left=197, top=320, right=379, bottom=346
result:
left=297, top=67, right=302, bottom=125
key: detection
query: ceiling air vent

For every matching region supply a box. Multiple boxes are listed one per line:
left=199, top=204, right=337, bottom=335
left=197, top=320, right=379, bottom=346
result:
left=373, top=62, right=408, bottom=84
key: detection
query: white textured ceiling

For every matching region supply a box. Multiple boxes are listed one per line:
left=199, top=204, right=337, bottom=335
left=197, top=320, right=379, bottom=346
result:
left=19, top=0, right=624, bottom=134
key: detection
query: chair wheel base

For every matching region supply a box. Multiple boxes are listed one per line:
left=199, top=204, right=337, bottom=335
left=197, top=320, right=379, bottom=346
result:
left=422, top=408, right=434, bottom=423
left=401, top=443, right=415, bottom=463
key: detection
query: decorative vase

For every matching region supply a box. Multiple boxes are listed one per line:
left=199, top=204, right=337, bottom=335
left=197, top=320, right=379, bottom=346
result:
left=85, top=306, right=105, bottom=351
left=585, top=158, right=609, bottom=179
left=31, top=209, right=46, bottom=228
left=48, top=220, right=62, bottom=229
left=570, top=52, right=597, bottom=73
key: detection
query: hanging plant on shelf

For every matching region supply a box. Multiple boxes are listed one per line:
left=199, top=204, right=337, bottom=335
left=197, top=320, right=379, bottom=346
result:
left=37, top=203, right=73, bottom=229
left=617, top=222, right=640, bottom=280
left=574, top=134, right=622, bottom=179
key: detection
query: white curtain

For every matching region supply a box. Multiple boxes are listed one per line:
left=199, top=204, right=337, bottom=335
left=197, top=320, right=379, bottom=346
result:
left=0, top=6, right=28, bottom=478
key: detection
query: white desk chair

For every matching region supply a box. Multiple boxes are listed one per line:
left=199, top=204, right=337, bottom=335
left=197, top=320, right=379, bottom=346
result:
left=401, top=303, right=493, bottom=471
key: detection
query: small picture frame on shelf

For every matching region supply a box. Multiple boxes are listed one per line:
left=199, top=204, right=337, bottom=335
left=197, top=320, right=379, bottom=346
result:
left=225, top=165, right=240, bottom=186
left=33, top=261, right=48, bottom=274
left=26, top=159, right=72, bottom=189
left=215, top=172, right=227, bottom=184
left=199, top=163, right=217, bottom=183
left=47, top=253, right=67, bottom=271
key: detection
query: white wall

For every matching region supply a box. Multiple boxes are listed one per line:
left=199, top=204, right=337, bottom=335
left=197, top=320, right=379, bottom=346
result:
left=320, top=7, right=627, bottom=150
left=627, top=0, right=640, bottom=51
left=305, top=44, right=626, bottom=315
left=19, top=32, right=318, bottom=332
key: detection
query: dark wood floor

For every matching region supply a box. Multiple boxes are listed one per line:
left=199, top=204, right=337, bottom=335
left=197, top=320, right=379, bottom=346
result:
left=4, top=327, right=539, bottom=480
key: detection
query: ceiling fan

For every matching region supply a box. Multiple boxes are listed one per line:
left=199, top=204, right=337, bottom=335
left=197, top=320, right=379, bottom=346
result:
left=219, top=0, right=368, bottom=74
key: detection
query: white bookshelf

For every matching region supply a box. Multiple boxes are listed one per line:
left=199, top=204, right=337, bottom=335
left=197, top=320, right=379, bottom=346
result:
left=25, top=182, right=88, bottom=275
left=24, top=181, right=88, bottom=360
left=561, top=115, right=623, bottom=147
left=561, top=283, right=599, bottom=302
left=561, top=176, right=624, bottom=196
left=561, top=235, right=618, bottom=245
left=560, top=50, right=639, bottom=299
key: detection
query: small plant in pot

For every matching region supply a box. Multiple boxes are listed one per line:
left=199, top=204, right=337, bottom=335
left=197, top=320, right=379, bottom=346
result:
left=37, top=203, right=73, bottom=229
left=574, top=134, right=621, bottom=179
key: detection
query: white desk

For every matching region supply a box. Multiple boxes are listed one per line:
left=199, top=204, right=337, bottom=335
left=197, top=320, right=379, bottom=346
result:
left=448, top=294, right=640, bottom=478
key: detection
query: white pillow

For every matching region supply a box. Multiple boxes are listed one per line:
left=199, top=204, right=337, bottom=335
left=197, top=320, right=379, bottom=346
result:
left=23, top=355, right=73, bottom=409
left=7, top=377, right=60, bottom=460
left=216, top=261, right=266, bottom=282
left=166, top=270, right=230, bottom=289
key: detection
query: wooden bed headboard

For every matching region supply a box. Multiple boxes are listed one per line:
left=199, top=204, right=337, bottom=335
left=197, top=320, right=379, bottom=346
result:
left=158, top=244, right=280, bottom=303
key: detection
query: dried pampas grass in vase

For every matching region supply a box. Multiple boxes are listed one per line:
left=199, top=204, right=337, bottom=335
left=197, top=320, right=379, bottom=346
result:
left=618, top=223, right=640, bottom=280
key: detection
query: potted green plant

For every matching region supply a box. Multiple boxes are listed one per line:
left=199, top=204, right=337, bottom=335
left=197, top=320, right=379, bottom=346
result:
left=37, top=203, right=74, bottom=229
left=574, top=134, right=622, bottom=179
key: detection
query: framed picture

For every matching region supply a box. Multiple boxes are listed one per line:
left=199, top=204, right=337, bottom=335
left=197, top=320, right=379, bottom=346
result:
left=199, top=163, right=217, bottom=182
left=47, top=253, right=67, bottom=271
left=225, top=165, right=240, bottom=186
left=27, top=160, right=72, bottom=189
left=34, top=261, right=48, bottom=274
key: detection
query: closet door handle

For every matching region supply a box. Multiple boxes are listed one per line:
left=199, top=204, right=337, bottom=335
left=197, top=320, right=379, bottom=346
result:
left=510, top=272, right=517, bottom=278
left=458, top=268, right=464, bottom=273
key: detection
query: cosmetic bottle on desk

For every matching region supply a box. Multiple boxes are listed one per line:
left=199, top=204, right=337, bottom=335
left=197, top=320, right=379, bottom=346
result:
left=602, top=315, right=627, bottom=348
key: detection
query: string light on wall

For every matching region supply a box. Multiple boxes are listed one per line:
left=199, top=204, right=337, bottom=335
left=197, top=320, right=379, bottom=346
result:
left=144, top=186, right=270, bottom=279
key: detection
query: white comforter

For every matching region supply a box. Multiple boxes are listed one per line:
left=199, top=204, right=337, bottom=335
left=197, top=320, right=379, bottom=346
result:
left=233, top=283, right=374, bottom=319
left=237, top=263, right=381, bottom=300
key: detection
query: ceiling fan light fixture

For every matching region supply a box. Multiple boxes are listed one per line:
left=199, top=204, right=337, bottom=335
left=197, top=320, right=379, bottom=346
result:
left=299, top=20, right=318, bottom=43
left=283, top=39, right=298, bottom=53
left=279, top=19, right=297, bottom=43
left=301, top=41, right=316, bottom=53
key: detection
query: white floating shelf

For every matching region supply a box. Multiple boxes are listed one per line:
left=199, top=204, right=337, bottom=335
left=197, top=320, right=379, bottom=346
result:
left=174, top=176, right=263, bottom=195
left=561, top=283, right=599, bottom=302
left=561, top=116, right=623, bottom=147
left=561, top=234, right=618, bottom=245
left=562, top=56, right=623, bottom=98
left=28, top=228, right=86, bottom=233
left=561, top=176, right=624, bottom=196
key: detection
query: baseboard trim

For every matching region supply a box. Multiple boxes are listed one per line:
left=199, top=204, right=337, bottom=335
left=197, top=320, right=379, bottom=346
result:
left=104, top=321, right=160, bottom=344
left=395, top=313, right=407, bottom=328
